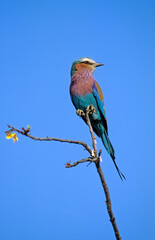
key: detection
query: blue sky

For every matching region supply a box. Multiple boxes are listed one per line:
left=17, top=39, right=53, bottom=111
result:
left=1, top=0, right=155, bottom=239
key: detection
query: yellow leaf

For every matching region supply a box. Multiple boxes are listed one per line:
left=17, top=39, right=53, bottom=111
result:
left=6, top=132, right=13, bottom=139
left=6, top=132, right=18, bottom=142
left=13, top=133, right=18, bottom=143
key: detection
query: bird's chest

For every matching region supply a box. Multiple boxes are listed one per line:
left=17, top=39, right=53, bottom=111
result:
left=70, top=73, right=95, bottom=96
left=70, top=80, right=93, bottom=96
left=70, top=73, right=97, bottom=111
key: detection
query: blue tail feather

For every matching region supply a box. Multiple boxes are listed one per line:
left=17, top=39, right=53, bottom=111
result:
left=101, top=128, right=126, bottom=181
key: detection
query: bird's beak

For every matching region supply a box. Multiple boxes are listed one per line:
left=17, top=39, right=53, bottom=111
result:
left=94, top=62, right=104, bottom=67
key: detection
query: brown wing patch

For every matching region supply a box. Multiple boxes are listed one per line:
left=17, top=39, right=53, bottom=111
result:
left=95, top=81, right=107, bottom=120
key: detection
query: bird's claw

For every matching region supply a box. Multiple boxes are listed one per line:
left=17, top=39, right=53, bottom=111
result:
left=76, top=105, right=96, bottom=117
left=76, top=109, right=85, bottom=117
left=86, top=105, right=96, bottom=114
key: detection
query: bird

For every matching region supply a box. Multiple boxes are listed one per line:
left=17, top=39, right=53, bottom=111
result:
left=70, top=57, right=125, bottom=180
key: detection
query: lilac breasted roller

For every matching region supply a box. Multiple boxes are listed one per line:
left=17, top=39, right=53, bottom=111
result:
left=70, top=57, right=125, bottom=180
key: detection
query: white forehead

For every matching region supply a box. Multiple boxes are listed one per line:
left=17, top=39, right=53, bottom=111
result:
left=81, top=57, right=95, bottom=64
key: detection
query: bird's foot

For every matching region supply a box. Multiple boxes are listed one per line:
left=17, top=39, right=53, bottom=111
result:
left=76, top=109, right=85, bottom=117
left=86, top=105, right=96, bottom=114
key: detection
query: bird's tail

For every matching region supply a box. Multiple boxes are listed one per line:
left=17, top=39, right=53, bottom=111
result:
left=101, top=128, right=126, bottom=181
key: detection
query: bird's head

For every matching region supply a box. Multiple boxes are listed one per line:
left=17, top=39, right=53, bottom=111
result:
left=71, top=57, right=104, bottom=76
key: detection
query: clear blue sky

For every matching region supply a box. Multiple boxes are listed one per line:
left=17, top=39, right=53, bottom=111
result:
left=1, top=0, right=155, bottom=239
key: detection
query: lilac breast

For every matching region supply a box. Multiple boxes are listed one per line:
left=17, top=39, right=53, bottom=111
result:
left=70, top=71, right=95, bottom=96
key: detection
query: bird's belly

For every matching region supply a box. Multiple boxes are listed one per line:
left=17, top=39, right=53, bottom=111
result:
left=75, top=94, right=95, bottom=109
left=73, top=94, right=101, bottom=120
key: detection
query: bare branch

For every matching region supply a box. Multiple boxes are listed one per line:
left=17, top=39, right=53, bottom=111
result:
left=6, top=125, right=92, bottom=155
left=95, top=161, right=121, bottom=240
left=85, top=109, right=122, bottom=240
left=6, top=106, right=123, bottom=240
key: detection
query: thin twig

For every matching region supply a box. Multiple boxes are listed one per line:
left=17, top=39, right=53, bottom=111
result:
left=6, top=125, right=92, bottom=155
left=65, top=157, right=98, bottom=168
left=85, top=105, right=97, bottom=157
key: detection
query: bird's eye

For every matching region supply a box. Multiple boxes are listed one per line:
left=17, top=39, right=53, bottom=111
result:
left=83, top=61, right=89, bottom=64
